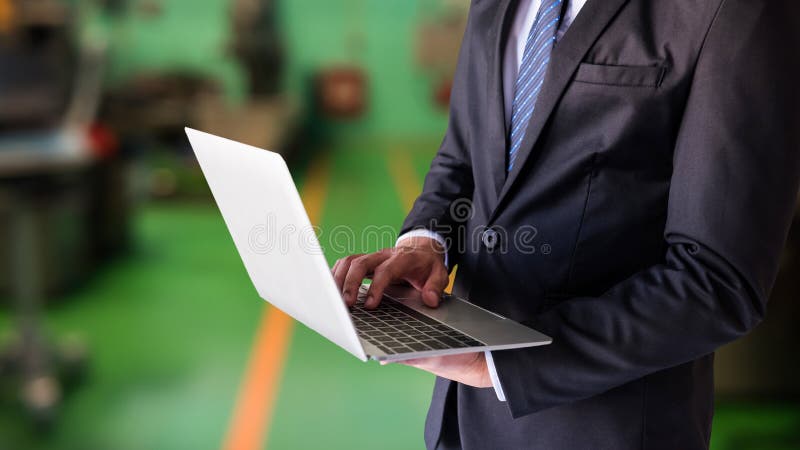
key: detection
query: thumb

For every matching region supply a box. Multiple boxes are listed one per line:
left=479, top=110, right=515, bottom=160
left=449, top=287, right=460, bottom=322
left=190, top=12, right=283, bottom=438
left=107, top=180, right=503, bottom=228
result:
left=421, top=266, right=448, bottom=307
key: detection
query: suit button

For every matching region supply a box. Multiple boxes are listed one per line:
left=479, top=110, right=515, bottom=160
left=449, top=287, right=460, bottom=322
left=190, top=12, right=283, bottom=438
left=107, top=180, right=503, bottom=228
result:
left=482, top=229, right=499, bottom=251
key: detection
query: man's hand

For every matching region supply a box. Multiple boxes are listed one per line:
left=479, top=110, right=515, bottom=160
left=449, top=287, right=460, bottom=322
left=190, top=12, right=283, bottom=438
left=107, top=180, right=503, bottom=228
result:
left=332, top=237, right=449, bottom=309
left=334, top=238, right=493, bottom=389
left=386, top=352, right=493, bottom=389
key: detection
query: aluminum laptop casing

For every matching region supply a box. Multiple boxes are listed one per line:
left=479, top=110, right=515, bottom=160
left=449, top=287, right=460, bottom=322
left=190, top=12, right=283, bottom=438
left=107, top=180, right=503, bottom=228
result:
left=185, top=128, right=551, bottom=362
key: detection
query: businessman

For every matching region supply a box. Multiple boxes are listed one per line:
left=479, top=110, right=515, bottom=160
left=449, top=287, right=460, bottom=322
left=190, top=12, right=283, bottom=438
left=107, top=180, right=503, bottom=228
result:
left=333, top=0, right=800, bottom=448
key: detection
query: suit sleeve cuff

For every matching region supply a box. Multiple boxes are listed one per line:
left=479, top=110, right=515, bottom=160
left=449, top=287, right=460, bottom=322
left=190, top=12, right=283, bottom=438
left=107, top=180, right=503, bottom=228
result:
left=396, top=229, right=449, bottom=268
left=484, top=351, right=507, bottom=402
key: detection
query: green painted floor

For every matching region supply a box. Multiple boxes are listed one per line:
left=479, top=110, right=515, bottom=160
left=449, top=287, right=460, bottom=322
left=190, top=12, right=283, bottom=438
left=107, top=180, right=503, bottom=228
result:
left=0, top=140, right=798, bottom=450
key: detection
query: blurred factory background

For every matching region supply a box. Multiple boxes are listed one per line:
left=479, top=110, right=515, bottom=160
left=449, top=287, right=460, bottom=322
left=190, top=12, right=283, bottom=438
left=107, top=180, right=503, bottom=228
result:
left=0, top=0, right=797, bottom=449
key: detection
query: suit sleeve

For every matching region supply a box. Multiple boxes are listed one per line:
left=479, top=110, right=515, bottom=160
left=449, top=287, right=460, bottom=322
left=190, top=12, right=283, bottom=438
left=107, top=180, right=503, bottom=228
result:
left=400, top=6, right=476, bottom=244
left=492, top=0, right=800, bottom=418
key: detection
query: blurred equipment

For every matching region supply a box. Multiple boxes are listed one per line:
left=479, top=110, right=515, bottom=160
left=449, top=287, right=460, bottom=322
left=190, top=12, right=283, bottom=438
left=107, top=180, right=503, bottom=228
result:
left=311, top=0, right=368, bottom=121
left=0, top=0, right=114, bottom=427
left=213, top=0, right=298, bottom=152
left=0, top=0, right=13, bottom=33
left=231, top=0, right=283, bottom=97
left=0, top=0, right=73, bottom=130
left=315, top=66, right=368, bottom=119
left=0, top=166, right=90, bottom=426
left=192, top=93, right=299, bottom=154
left=100, top=73, right=221, bottom=142
left=100, top=73, right=300, bottom=199
left=0, top=0, right=123, bottom=296
left=96, top=0, right=297, bottom=199
left=414, top=2, right=468, bottom=110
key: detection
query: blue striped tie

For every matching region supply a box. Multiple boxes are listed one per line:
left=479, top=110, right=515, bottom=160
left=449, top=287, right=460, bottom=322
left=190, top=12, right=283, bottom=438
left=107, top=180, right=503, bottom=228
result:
left=508, top=0, right=563, bottom=172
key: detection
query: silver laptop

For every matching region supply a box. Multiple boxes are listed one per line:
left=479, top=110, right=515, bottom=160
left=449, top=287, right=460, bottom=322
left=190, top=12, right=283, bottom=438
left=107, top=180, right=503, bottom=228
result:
left=185, top=128, right=551, bottom=362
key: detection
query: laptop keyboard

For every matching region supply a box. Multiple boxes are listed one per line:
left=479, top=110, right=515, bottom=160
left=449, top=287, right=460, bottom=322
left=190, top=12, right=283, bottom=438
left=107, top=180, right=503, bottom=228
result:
left=350, top=286, right=485, bottom=355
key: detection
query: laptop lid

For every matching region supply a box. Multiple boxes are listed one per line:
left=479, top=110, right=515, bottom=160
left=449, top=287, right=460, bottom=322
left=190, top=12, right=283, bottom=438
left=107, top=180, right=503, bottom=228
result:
left=185, top=128, right=367, bottom=361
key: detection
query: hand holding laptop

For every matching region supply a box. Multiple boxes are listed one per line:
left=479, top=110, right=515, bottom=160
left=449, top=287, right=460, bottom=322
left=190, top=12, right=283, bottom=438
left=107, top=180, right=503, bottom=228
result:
left=333, top=237, right=495, bottom=388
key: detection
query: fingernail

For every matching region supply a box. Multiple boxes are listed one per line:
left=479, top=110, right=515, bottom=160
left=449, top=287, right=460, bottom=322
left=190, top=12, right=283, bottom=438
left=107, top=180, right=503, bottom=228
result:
left=366, top=295, right=374, bottom=305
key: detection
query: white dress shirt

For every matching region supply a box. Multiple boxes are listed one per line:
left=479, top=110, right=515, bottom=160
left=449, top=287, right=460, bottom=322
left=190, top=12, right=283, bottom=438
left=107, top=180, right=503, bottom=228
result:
left=397, top=0, right=586, bottom=402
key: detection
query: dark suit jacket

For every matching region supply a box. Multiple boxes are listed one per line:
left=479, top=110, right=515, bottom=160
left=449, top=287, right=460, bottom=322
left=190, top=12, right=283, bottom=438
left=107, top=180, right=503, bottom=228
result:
left=401, top=0, right=800, bottom=449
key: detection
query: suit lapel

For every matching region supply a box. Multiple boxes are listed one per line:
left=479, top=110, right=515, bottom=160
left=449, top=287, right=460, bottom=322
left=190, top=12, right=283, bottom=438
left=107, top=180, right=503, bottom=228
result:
left=490, top=0, right=629, bottom=222
left=486, top=0, right=516, bottom=202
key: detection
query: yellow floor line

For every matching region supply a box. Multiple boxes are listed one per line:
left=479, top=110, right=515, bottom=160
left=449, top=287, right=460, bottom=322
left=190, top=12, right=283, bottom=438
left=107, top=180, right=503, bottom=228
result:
left=221, top=155, right=332, bottom=450
left=386, top=150, right=457, bottom=294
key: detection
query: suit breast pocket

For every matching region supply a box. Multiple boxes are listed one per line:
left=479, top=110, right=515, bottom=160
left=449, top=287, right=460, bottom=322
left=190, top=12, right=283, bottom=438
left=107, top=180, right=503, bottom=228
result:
left=573, top=62, right=667, bottom=88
